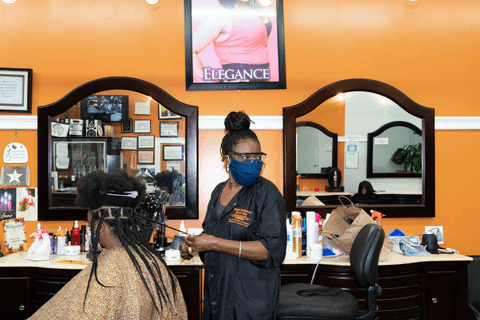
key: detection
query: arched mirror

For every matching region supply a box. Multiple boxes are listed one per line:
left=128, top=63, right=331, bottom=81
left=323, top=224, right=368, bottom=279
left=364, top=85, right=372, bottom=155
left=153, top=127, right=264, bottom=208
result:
left=367, top=121, right=422, bottom=178
left=296, top=121, right=338, bottom=179
left=38, top=77, right=198, bottom=221
left=283, top=79, right=435, bottom=217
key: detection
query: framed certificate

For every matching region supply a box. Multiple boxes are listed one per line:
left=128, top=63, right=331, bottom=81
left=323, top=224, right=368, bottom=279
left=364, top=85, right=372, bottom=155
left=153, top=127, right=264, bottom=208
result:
left=134, top=101, right=151, bottom=115
left=159, top=104, right=182, bottom=119
left=160, top=121, right=179, bottom=137
left=138, top=135, right=155, bottom=149
left=163, top=145, right=184, bottom=161
left=138, top=150, right=155, bottom=164
left=134, top=119, right=151, bottom=133
left=121, top=137, right=137, bottom=150
left=0, top=68, right=33, bottom=113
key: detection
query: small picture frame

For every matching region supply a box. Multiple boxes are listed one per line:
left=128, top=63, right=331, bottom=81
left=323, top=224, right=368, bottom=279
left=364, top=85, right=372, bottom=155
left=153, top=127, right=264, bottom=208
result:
left=160, top=121, right=179, bottom=137
left=134, top=119, right=151, bottom=133
left=134, top=101, right=151, bottom=115
left=51, top=122, right=70, bottom=137
left=138, top=135, right=155, bottom=149
left=121, top=118, right=133, bottom=133
left=159, top=104, right=182, bottom=120
left=138, top=150, right=155, bottom=164
left=0, top=68, right=33, bottom=113
left=163, top=145, right=184, bottom=161
left=121, top=137, right=137, bottom=150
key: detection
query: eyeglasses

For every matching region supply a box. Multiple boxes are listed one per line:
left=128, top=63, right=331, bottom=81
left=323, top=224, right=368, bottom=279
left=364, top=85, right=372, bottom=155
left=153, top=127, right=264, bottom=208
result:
left=231, top=151, right=267, bottom=162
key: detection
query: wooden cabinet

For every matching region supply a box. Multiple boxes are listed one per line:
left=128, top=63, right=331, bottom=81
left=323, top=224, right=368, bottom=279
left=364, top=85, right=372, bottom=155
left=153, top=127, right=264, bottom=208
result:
left=280, top=259, right=469, bottom=319
left=0, top=271, right=33, bottom=320
left=0, top=265, right=203, bottom=320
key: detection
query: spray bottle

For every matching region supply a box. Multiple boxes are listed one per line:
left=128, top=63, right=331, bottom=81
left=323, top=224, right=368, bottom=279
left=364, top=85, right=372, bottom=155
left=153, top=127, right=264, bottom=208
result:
left=286, top=215, right=293, bottom=254
left=370, top=210, right=385, bottom=226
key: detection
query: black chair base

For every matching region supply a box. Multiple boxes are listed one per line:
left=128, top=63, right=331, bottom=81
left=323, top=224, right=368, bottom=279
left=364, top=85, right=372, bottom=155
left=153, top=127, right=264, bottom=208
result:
left=276, top=283, right=358, bottom=320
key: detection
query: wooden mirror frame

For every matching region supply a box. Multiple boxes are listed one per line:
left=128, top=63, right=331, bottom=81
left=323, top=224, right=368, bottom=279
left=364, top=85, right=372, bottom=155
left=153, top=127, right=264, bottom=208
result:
left=367, top=121, right=422, bottom=178
left=296, top=121, right=338, bottom=179
left=283, top=79, right=435, bottom=217
left=38, top=77, right=199, bottom=221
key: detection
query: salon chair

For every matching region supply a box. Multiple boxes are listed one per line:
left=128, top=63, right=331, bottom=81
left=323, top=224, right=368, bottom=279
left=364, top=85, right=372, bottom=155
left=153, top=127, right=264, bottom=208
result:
left=468, top=255, right=480, bottom=320
left=276, top=223, right=384, bottom=320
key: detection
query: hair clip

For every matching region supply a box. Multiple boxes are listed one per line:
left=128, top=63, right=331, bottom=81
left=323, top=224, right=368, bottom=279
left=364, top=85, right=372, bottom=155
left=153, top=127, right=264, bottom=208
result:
left=101, top=190, right=138, bottom=198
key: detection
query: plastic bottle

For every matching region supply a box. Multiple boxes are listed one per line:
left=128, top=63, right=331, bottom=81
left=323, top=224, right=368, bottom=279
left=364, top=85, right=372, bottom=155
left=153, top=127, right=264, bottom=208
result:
left=179, top=220, right=187, bottom=238
left=72, top=221, right=80, bottom=246
left=318, top=221, right=323, bottom=245
left=292, top=211, right=302, bottom=258
left=65, top=229, right=71, bottom=246
left=80, top=225, right=86, bottom=251
left=370, top=210, right=384, bottom=226
left=85, top=226, right=91, bottom=252
left=36, top=223, right=42, bottom=231
left=49, top=229, right=54, bottom=254
left=286, top=217, right=293, bottom=253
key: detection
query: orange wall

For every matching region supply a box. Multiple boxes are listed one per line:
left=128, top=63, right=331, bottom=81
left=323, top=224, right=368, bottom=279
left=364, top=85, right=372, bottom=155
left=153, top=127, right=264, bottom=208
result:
left=2, top=0, right=480, bottom=254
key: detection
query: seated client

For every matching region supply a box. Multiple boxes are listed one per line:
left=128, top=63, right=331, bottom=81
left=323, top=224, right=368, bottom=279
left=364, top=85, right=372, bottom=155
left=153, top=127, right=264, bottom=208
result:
left=29, top=170, right=187, bottom=320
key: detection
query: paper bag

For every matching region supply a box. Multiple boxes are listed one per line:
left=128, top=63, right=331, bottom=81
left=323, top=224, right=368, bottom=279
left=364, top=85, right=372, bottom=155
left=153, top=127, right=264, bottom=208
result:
left=323, top=200, right=393, bottom=261
left=26, top=230, right=51, bottom=261
left=302, top=195, right=325, bottom=206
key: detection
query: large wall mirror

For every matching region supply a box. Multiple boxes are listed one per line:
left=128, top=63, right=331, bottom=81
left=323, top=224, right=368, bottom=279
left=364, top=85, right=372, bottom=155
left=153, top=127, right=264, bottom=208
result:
left=284, top=79, right=435, bottom=217
left=38, top=77, right=198, bottom=221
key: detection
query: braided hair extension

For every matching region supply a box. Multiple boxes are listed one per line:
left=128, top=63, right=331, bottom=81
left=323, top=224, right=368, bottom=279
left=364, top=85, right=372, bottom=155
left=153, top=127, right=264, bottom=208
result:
left=83, top=207, right=176, bottom=315
left=220, top=111, right=260, bottom=160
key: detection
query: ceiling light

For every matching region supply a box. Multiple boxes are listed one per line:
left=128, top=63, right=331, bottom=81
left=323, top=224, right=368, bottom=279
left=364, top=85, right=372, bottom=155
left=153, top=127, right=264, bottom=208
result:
left=145, top=0, right=159, bottom=4
left=259, top=0, right=275, bottom=7
left=2, top=0, right=17, bottom=3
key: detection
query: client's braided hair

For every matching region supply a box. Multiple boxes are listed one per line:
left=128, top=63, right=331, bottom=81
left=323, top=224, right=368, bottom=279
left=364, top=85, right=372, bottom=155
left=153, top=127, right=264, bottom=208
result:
left=75, top=170, right=176, bottom=315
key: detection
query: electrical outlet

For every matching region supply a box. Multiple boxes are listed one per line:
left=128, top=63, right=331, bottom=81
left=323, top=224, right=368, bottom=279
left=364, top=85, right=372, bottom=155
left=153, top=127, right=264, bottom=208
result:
left=425, top=226, right=444, bottom=244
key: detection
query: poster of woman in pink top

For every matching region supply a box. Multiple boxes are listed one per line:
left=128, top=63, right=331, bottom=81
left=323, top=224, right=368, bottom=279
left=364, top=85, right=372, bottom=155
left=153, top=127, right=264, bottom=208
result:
left=185, top=0, right=286, bottom=91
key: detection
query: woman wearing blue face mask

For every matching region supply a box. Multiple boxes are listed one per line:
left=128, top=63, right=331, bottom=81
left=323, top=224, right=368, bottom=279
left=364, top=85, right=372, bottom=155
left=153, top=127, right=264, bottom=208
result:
left=180, top=111, right=287, bottom=320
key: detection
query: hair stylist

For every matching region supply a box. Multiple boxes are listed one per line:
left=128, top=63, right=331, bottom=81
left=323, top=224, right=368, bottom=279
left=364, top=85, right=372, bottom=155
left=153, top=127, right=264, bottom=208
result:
left=180, top=111, right=287, bottom=320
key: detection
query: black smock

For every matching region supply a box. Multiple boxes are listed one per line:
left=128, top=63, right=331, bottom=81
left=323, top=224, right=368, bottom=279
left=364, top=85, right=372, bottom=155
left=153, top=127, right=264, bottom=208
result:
left=201, top=176, right=287, bottom=320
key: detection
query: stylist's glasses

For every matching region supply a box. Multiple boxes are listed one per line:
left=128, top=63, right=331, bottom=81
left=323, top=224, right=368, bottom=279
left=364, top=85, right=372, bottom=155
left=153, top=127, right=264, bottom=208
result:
left=232, top=151, right=267, bottom=163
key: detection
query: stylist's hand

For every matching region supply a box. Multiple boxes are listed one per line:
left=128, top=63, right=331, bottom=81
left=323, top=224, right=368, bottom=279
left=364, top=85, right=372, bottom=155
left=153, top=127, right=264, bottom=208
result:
left=184, top=233, right=217, bottom=256
left=180, top=241, right=194, bottom=260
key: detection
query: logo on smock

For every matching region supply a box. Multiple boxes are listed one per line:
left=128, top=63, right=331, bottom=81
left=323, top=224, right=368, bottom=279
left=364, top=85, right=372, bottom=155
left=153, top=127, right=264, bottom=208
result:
left=228, top=208, right=252, bottom=227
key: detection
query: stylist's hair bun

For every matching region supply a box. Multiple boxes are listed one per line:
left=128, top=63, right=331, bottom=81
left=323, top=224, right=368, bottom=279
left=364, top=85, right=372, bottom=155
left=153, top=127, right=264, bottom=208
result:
left=224, top=111, right=251, bottom=132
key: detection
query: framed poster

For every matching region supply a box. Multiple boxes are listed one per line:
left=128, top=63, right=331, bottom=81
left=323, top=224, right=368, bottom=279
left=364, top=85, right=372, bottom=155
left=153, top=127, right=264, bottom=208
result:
left=121, top=137, right=137, bottom=150
left=138, top=135, right=155, bottom=149
left=163, top=145, right=184, bottom=161
left=0, top=68, right=33, bottom=113
left=184, top=0, right=286, bottom=91
left=159, top=104, right=182, bottom=120
left=138, top=150, right=155, bottom=164
left=160, top=121, right=179, bottom=137
left=134, top=119, right=151, bottom=133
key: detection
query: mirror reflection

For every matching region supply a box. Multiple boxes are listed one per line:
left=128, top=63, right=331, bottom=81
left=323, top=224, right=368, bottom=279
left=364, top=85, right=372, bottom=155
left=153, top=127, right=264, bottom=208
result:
left=49, top=90, right=186, bottom=209
left=296, top=121, right=337, bottom=177
left=368, top=121, right=421, bottom=176
left=285, top=80, right=435, bottom=218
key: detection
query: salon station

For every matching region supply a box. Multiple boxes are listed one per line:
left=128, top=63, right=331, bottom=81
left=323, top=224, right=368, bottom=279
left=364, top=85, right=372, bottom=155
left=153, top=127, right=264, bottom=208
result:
left=1, top=0, right=480, bottom=319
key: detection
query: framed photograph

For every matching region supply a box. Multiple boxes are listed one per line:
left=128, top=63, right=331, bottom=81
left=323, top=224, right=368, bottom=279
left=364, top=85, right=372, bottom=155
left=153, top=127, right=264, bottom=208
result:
left=121, top=137, right=137, bottom=150
left=159, top=104, right=182, bottom=120
left=121, top=118, right=133, bottom=133
left=163, top=145, right=184, bottom=161
left=138, top=135, right=155, bottom=149
left=138, top=150, right=155, bottom=164
left=160, top=121, right=179, bottom=137
left=134, top=119, right=151, bottom=133
left=0, top=68, right=33, bottom=113
left=134, top=101, right=151, bottom=115
left=184, top=0, right=286, bottom=91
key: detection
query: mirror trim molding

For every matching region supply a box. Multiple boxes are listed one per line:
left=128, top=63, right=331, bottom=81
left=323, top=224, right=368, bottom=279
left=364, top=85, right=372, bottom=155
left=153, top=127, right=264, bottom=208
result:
left=367, top=121, right=422, bottom=178
left=38, top=76, right=199, bottom=221
left=296, top=121, right=338, bottom=179
left=283, top=78, right=435, bottom=218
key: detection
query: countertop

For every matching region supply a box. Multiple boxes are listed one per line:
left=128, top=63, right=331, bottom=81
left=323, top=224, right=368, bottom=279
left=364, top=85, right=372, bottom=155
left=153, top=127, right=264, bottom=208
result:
left=283, top=251, right=473, bottom=265
left=0, top=250, right=472, bottom=270
left=0, top=251, right=203, bottom=270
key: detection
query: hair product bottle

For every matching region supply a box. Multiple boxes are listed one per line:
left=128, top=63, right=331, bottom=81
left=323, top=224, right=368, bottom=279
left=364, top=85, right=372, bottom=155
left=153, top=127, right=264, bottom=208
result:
left=292, top=211, right=302, bottom=258
left=72, top=221, right=80, bottom=246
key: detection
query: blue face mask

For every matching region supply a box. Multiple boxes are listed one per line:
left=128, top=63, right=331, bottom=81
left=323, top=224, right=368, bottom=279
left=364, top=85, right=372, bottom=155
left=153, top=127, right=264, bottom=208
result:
left=229, top=157, right=264, bottom=186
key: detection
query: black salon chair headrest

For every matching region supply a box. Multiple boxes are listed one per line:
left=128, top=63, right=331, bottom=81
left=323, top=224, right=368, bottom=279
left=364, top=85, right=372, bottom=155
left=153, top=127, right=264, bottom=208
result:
left=349, top=223, right=385, bottom=287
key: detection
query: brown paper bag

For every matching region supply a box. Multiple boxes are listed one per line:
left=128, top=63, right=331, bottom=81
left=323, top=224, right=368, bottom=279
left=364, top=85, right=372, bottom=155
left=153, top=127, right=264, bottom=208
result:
left=323, top=197, right=393, bottom=261
left=302, top=195, right=325, bottom=206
